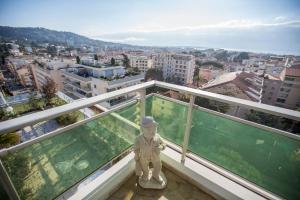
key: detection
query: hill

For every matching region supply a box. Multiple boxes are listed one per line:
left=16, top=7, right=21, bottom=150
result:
left=0, top=26, right=128, bottom=47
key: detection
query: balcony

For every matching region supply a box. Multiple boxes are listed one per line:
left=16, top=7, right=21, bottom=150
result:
left=106, top=73, right=145, bottom=86
left=0, top=81, right=299, bottom=200
left=64, top=80, right=92, bottom=93
left=62, top=71, right=92, bottom=82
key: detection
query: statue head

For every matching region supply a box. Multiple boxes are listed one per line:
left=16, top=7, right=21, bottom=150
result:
left=141, top=116, right=158, bottom=139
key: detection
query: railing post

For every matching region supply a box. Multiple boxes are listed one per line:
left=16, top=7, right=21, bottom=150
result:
left=138, top=89, right=146, bottom=125
left=0, top=160, right=20, bottom=200
left=181, top=95, right=195, bottom=164
left=234, top=106, right=240, bottom=117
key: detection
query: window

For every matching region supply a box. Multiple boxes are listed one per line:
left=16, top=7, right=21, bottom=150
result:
left=285, top=77, right=295, bottom=81
left=276, top=98, right=286, bottom=103
left=283, top=83, right=293, bottom=87
left=279, top=93, right=288, bottom=98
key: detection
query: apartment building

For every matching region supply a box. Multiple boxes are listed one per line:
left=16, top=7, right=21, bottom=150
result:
left=32, top=59, right=71, bottom=90
left=129, top=55, right=153, bottom=72
left=274, top=63, right=300, bottom=109
left=62, top=64, right=144, bottom=107
left=8, top=58, right=36, bottom=88
left=261, top=74, right=282, bottom=105
left=153, top=53, right=195, bottom=85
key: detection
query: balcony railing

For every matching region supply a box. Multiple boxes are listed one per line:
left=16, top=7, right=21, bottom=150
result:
left=0, top=81, right=299, bottom=200
left=64, top=80, right=92, bottom=93
left=62, top=71, right=92, bottom=82
left=106, top=73, right=145, bottom=86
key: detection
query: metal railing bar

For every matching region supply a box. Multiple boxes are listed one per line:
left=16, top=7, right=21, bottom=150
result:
left=0, top=81, right=155, bottom=134
left=181, top=95, right=195, bottom=163
left=153, top=93, right=189, bottom=106
left=0, top=160, right=20, bottom=200
left=154, top=81, right=300, bottom=121
left=186, top=152, right=282, bottom=200
left=193, top=104, right=300, bottom=141
left=0, top=100, right=138, bottom=155
left=151, top=92, right=300, bottom=141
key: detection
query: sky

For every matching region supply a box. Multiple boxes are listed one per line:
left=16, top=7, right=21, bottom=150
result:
left=1, top=0, right=300, bottom=55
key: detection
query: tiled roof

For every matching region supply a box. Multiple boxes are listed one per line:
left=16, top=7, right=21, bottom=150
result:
left=285, top=64, right=300, bottom=77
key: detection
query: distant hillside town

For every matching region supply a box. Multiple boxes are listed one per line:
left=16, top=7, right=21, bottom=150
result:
left=1, top=26, right=300, bottom=141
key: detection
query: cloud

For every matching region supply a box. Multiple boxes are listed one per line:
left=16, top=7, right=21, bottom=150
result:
left=89, top=18, right=300, bottom=55
left=93, top=36, right=146, bottom=43
left=274, top=16, right=287, bottom=22
left=125, top=19, right=300, bottom=33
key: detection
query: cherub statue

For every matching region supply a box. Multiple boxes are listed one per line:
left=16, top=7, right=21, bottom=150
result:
left=134, top=116, right=166, bottom=187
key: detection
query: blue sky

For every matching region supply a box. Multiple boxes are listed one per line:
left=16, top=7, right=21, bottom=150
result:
left=1, top=0, right=300, bottom=54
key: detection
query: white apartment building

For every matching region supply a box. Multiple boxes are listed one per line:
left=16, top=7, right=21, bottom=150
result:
left=274, top=63, right=300, bottom=109
left=61, top=64, right=144, bottom=107
left=8, top=58, right=35, bottom=88
left=129, top=55, right=153, bottom=72
left=262, top=60, right=300, bottom=109
left=153, top=53, right=195, bottom=85
left=32, top=59, right=71, bottom=91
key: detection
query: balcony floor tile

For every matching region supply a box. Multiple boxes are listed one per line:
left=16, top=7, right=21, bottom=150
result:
left=107, top=168, right=216, bottom=200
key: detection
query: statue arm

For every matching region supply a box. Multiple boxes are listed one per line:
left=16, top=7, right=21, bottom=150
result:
left=158, top=135, right=166, bottom=150
left=133, top=137, right=140, bottom=160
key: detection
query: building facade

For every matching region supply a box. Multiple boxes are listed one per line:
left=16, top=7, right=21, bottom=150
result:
left=32, top=59, right=70, bottom=91
left=274, top=64, right=300, bottom=109
left=129, top=55, right=153, bottom=72
left=153, top=53, right=195, bottom=85
left=61, top=64, right=144, bottom=107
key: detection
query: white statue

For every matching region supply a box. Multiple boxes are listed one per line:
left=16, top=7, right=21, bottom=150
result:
left=134, top=116, right=167, bottom=189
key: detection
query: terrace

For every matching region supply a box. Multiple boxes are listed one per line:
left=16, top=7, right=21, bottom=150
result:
left=0, top=81, right=299, bottom=200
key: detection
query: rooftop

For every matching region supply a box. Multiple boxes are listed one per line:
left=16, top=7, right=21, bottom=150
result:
left=202, top=71, right=263, bottom=102
left=285, top=64, right=300, bottom=77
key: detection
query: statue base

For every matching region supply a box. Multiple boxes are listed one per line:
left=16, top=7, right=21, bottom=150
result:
left=138, top=169, right=167, bottom=189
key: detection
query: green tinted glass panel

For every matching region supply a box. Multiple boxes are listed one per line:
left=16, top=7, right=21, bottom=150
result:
left=146, top=96, right=188, bottom=146
left=116, top=96, right=188, bottom=146
left=188, top=107, right=300, bottom=200
left=1, top=105, right=139, bottom=200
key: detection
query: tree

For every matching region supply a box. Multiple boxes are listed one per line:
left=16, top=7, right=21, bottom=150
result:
left=196, top=60, right=223, bottom=69
left=194, top=97, right=230, bottom=113
left=0, top=132, right=20, bottom=149
left=56, top=111, right=80, bottom=126
left=42, top=78, right=57, bottom=100
left=121, top=54, right=130, bottom=68
left=94, top=54, right=98, bottom=61
left=48, top=96, right=66, bottom=107
left=194, top=66, right=200, bottom=78
left=0, top=43, right=11, bottom=65
left=2, top=153, right=33, bottom=199
left=234, top=52, right=249, bottom=63
left=0, top=107, right=15, bottom=121
left=215, top=51, right=228, bottom=61
left=193, top=66, right=200, bottom=86
left=76, top=56, right=80, bottom=64
left=46, top=45, right=57, bottom=57
left=28, top=94, right=45, bottom=110
left=145, top=68, right=164, bottom=81
left=165, top=75, right=181, bottom=85
left=111, top=57, right=116, bottom=66
left=245, top=110, right=295, bottom=132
